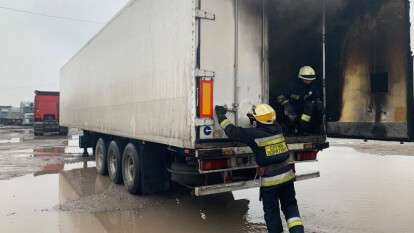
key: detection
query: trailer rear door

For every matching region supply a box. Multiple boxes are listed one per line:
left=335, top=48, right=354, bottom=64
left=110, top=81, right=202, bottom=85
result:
left=198, top=0, right=264, bottom=141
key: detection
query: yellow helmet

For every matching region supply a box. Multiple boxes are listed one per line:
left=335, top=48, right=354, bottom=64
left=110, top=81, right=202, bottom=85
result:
left=252, top=104, right=276, bottom=125
left=298, top=66, right=316, bottom=81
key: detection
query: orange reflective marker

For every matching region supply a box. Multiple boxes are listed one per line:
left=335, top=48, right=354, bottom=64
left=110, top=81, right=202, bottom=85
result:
left=199, top=80, right=213, bottom=118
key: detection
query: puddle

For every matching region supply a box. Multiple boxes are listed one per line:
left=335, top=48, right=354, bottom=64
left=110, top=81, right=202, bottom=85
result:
left=0, top=137, right=93, bottom=180
left=1, top=143, right=414, bottom=233
left=0, top=162, right=262, bottom=233
left=65, top=136, right=93, bottom=154
left=33, top=147, right=65, bottom=157
left=0, top=138, right=21, bottom=144
left=291, top=146, right=414, bottom=233
left=329, top=138, right=414, bottom=156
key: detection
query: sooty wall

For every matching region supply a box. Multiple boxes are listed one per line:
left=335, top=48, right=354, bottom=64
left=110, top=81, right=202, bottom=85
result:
left=326, top=0, right=411, bottom=139
left=266, top=0, right=323, bottom=103
left=326, top=0, right=410, bottom=123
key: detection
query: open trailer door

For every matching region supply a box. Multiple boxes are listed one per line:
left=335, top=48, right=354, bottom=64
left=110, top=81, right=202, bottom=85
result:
left=325, top=0, right=413, bottom=141
left=198, top=0, right=265, bottom=142
left=264, top=0, right=326, bottom=128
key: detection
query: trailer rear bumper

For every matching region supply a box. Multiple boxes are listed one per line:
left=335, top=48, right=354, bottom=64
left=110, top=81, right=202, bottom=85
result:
left=193, top=171, right=320, bottom=196
left=34, top=121, right=59, bottom=130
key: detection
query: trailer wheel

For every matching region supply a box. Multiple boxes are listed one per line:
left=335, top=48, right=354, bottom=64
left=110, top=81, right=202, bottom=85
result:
left=122, top=143, right=142, bottom=194
left=34, top=129, right=43, bottom=136
left=34, top=132, right=43, bottom=136
left=107, top=140, right=123, bottom=184
left=59, top=127, right=69, bottom=136
left=95, top=138, right=108, bottom=175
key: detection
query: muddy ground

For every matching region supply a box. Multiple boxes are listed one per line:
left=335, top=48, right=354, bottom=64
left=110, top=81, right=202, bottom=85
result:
left=1, top=126, right=414, bottom=233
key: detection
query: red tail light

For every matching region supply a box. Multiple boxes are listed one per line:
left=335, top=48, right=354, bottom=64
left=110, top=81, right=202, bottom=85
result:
left=296, top=151, right=318, bottom=161
left=200, top=159, right=228, bottom=171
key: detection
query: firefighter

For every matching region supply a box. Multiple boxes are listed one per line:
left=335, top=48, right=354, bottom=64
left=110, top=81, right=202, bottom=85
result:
left=276, top=66, right=323, bottom=134
left=215, top=104, right=304, bottom=233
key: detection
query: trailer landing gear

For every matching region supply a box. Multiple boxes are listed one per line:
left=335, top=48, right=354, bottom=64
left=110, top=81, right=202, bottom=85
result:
left=82, top=148, right=89, bottom=157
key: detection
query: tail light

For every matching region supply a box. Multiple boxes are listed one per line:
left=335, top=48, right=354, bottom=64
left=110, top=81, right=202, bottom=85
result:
left=200, top=159, right=228, bottom=171
left=296, top=151, right=318, bottom=161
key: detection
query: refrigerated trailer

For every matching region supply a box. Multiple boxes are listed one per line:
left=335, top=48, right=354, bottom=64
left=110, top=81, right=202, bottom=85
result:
left=61, top=0, right=333, bottom=196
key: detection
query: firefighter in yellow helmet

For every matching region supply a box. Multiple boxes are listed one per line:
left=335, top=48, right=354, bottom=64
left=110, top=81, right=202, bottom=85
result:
left=276, top=66, right=323, bottom=135
left=215, top=104, right=304, bottom=233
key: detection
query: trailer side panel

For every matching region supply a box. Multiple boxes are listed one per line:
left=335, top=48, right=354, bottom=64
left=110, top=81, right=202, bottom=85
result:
left=61, top=0, right=196, bottom=148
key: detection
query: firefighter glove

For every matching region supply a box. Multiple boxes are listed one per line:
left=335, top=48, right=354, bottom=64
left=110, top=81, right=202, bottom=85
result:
left=215, top=105, right=228, bottom=123
left=284, top=103, right=297, bottom=122
left=215, top=105, right=227, bottom=115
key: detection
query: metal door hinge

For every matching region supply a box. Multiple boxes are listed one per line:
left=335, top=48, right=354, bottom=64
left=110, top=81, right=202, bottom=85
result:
left=195, top=69, right=215, bottom=78
left=196, top=9, right=215, bottom=20
left=195, top=118, right=214, bottom=126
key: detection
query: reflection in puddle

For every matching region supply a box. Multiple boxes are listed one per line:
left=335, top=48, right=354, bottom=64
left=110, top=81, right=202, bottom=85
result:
left=65, top=136, right=92, bottom=154
left=0, top=138, right=21, bottom=144
left=0, top=162, right=261, bottom=233
left=34, top=163, right=65, bottom=176
left=33, top=147, right=65, bottom=157
left=57, top=167, right=258, bottom=233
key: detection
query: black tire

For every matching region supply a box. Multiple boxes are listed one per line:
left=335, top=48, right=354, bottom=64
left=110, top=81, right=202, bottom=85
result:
left=122, top=143, right=142, bottom=194
left=59, top=131, right=68, bottom=136
left=107, top=140, right=123, bottom=184
left=95, top=138, right=108, bottom=175
left=59, top=127, right=69, bottom=136
left=34, top=130, right=43, bottom=136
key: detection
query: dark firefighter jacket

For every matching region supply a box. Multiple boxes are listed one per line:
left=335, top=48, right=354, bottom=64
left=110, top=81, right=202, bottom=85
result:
left=277, top=79, right=321, bottom=107
left=217, top=114, right=295, bottom=187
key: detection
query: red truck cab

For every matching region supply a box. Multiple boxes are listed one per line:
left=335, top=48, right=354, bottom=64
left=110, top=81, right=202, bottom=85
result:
left=34, top=91, right=67, bottom=136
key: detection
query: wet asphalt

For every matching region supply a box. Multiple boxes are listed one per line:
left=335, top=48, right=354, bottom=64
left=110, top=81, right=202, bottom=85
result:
left=1, top=127, right=414, bottom=233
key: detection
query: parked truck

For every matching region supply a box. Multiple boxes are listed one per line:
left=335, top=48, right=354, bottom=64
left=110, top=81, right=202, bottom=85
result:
left=1, top=107, right=22, bottom=125
left=20, top=101, right=34, bottom=126
left=34, top=91, right=68, bottom=136
left=0, top=106, right=12, bottom=125
left=60, top=0, right=332, bottom=196
left=22, top=113, right=34, bottom=126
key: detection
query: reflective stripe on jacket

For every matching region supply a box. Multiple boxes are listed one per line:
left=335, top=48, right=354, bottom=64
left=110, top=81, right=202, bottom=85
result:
left=261, top=169, right=295, bottom=187
left=215, top=114, right=293, bottom=188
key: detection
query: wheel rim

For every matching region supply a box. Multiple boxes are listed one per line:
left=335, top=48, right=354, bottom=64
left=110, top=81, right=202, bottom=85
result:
left=124, top=152, right=135, bottom=184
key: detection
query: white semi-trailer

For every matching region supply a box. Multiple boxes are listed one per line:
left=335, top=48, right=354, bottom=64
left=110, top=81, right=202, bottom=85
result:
left=61, top=0, right=329, bottom=196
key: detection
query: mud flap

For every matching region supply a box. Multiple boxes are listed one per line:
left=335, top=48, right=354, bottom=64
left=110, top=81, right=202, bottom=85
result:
left=139, top=143, right=170, bottom=194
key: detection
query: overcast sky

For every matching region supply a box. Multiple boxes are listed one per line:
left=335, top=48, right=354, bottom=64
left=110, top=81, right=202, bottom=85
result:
left=0, top=1, right=413, bottom=106
left=0, top=0, right=129, bottom=106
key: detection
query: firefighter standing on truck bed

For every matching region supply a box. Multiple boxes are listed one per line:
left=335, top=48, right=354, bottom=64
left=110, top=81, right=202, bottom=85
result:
left=215, top=104, right=304, bottom=233
left=276, top=66, right=323, bottom=135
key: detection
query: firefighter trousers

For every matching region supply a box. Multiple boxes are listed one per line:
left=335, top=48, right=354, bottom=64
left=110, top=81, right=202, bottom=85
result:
left=261, top=181, right=304, bottom=233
